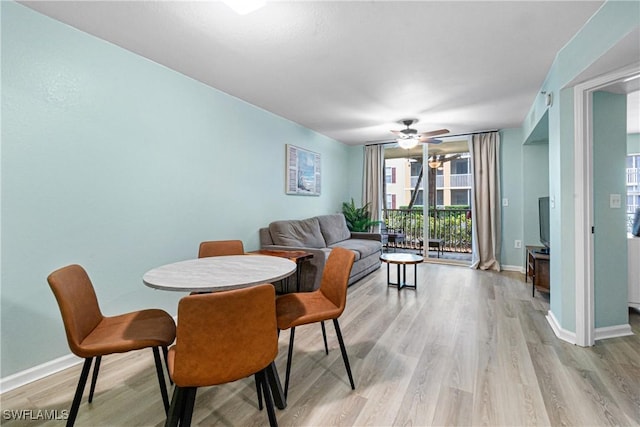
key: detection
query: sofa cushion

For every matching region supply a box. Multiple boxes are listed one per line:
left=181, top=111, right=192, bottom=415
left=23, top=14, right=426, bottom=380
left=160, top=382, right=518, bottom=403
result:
left=269, top=217, right=326, bottom=248
left=329, top=239, right=381, bottom=261
left=316, top=214, right=351, bottom=246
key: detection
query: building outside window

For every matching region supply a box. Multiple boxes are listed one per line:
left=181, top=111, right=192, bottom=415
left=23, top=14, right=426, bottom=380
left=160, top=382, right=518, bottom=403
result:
left=386, top=193, right=397, bottom=209
left=383, top=152, right=471, bottom=209
left=434, top=153, right=471, bottom=207
left=451, top=189, right=470, bottom=206
left=385, top=166, right=396, bottom=184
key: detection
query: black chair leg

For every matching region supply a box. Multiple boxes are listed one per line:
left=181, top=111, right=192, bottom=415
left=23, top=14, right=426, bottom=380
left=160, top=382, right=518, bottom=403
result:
left=67, top=357, right=93, bottom=427
left=152, top=347, right=170, bottom=413
left=162, top=346, right=173, bottom=385
left=255, top=374, right=263, bottom=410
left=283, top=327, right=295, bottom=399
left=320, top=321, right=329, bottom=355
left=165, top=386, right=185, bottom=427
left=333, top=319, right=355, bottom=390
left=87, top=355, right=101, bottom=403
left=257, top=368, right=278, bottom=427
left=181, top=388, right=197, bottom=427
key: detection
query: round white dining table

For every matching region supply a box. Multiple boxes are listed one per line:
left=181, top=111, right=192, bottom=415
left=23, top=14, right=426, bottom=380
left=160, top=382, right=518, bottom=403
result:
left=143, top=255, right=297, bottom=292
left=142, top=254, right=296, bottom=410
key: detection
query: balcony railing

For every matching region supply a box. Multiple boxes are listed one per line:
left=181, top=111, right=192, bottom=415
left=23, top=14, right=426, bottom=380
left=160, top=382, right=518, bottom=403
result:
left=382, top=208, right=472, bottom=253
left=434, top=174, right=472, bottom=189
left=627, top=168, right=639, bottom=186
left=449, top=173, right=472, bottom=188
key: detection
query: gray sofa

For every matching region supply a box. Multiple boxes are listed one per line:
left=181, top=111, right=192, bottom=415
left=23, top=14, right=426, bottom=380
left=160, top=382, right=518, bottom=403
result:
left=259, top=213, right=382, bottom=292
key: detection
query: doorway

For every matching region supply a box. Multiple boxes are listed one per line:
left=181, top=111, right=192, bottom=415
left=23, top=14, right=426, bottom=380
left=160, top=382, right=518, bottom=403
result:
left=383, top=140, right=473, bottom=264
left=574, top=64, right=639, bottom=346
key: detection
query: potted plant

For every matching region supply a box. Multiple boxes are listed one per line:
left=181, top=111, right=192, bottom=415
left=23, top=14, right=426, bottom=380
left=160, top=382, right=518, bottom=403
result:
left=341, top=198, right=379, bottom=232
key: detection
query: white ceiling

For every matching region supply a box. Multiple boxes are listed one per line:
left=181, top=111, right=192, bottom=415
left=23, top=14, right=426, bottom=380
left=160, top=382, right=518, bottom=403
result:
left=21, top=0, right=623, bottom=145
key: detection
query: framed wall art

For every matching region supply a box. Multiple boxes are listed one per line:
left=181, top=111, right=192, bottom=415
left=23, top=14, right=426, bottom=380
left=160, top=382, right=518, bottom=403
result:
left=286, top=144, right=321, bottom=196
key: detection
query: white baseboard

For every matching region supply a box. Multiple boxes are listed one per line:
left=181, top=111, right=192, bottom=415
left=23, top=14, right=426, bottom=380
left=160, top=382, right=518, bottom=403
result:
left=546, top=310, right=577, bottom=345
left=502, top=264, right=525, bottom=274
left=0, top=314, right=178, bottom=394
left=545, top=310, right=633, bottom=345
left=594, top=323, right=633, bottom=341
left=0, top=353, right=82, bottom=394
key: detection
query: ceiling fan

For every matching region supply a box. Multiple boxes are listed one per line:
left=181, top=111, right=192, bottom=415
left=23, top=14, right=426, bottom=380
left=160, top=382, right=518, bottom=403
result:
left=391, top=119, right=449, bottom=149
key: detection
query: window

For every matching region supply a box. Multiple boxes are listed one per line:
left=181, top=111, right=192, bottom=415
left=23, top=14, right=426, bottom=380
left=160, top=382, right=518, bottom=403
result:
left=410, top=189, right=424, bottom=206
left=451, top=158, right=469, bottom=175
left=410, top=161, right=422, bottom=176
left=385, top=167, right=396, bottom=184
left=451, top=189, right=470, bottom=206
left=436, top=190, right=443, bottom=206
left=386, top=194, right=396, bottom=209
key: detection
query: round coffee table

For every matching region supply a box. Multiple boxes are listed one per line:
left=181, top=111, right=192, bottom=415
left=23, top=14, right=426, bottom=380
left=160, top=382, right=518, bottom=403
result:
left=379, top=253, right=424, bottom=290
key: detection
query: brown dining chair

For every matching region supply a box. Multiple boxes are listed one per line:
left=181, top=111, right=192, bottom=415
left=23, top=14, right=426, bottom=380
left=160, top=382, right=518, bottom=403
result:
left=166, top=284, right=279, bottom=427
left=198, top=240, right=244, bottom=258
left=275, top=247, right=356, bottom=398
left=197, top=239, right=273, bottom=409
left=47, top=264, right=176, bottom=427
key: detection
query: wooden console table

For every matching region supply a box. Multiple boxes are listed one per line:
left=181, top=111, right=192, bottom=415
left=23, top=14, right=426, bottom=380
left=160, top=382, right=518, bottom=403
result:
left=250, top=249, right=314, bottom=292
left=526, top=245, right=550, bottom=297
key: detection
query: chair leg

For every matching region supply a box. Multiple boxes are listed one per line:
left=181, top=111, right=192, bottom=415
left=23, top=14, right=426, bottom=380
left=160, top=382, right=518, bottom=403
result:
left=66, top=357, right=93, bottom=427
left=283, top=327, right=295, bottom=399
left=255, top=374, right=263, bottom=410
left=320, top=321, right=329, bottom=355
left=333, top=319, right=355, bottom=390
left=152, top=347, right=170, bottom=413
left=162, top=346, right=173, bottom=385
left=87, top=355, right=101, bottom=403
left=165, top=386, right=185, bottom=427
left=257, top=368, right=278, bottom=427
left=181, top=388, right=197, bottom=427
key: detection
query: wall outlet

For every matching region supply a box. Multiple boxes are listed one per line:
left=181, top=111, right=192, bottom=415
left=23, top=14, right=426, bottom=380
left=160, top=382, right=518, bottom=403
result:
left=514, top=240, right=522, bottom=249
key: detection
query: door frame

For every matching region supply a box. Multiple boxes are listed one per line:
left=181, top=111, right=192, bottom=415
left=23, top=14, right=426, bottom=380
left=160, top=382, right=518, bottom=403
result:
left=573, top=62, right=639, bottom=347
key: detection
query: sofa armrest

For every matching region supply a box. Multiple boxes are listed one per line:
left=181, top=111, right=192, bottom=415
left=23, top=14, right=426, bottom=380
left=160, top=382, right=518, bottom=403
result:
left=350, top=232, right=382, bottom=242
left=260, top=245, right=327, bottom=292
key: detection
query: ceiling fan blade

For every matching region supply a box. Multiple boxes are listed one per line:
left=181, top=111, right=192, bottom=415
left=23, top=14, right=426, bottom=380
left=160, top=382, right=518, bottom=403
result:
left=419, top=138, right=443, bottom=144
left=390, top=130, right=408, bottom=138
left=419, top=128, right=450, bottom=138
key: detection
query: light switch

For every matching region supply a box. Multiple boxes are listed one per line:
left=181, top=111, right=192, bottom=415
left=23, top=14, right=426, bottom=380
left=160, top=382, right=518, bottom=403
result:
left=502, top=198, right=509, bottom=207
left=610, top=194, right=621, bottom=209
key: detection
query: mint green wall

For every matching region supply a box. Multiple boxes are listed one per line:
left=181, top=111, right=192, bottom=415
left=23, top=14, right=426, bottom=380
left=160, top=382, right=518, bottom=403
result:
left=347, top=145, right=365, bottom=203
left=522, top=0, right=639, bottom=334
left=522, top=143, right=549, bottom=249
left=499, top=128, right=524, bottom=268
left=629, top=133, right=640, bottom=154
left=593, top=91, right=628, bottom=328
left=1, top=2, right=357, bottom=377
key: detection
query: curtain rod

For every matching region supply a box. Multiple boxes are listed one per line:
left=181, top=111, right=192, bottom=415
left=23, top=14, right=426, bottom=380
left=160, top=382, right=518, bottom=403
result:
left=364, top=129, right=499, bottom=146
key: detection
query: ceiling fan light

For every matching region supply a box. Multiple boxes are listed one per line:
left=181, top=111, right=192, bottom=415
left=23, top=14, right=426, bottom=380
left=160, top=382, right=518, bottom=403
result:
left=428, top=160, right=442, bottom=169
left=397, top=137, right=418, bottom=149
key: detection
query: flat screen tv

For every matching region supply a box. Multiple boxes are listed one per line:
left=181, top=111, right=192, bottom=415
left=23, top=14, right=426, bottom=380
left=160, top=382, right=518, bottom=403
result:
left=538, top=196, right=550, bottom=254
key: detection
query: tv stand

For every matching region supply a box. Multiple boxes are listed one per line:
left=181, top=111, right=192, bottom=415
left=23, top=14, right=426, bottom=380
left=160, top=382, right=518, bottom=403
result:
left=534, top=247, right=549, bottom=255
left=526, top=245, right=550, bottom=297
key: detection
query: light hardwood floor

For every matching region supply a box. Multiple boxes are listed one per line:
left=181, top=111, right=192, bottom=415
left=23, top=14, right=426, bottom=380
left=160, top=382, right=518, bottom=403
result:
left=2, top=263, right=639, bottom=426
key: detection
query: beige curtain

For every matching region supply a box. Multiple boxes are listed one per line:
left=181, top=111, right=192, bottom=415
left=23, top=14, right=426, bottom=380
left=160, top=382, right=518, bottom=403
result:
left=363, top=144, right=384, bottom=227
left=469, top=132, right=501, bottom=271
